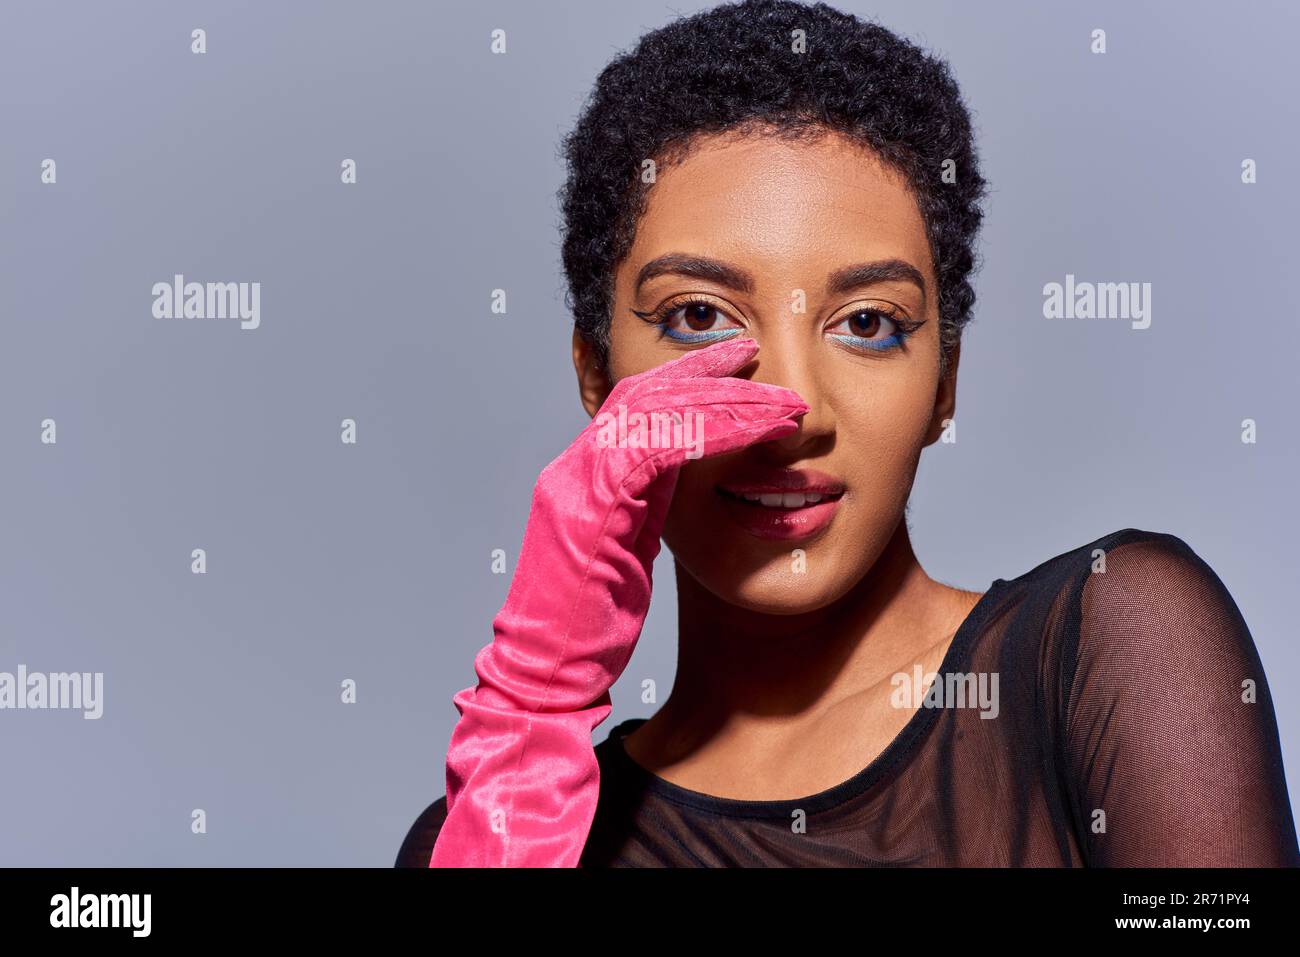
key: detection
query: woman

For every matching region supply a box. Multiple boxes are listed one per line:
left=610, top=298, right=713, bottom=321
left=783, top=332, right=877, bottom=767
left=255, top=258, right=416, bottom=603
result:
left=397, top=0, right=1300, bottom=867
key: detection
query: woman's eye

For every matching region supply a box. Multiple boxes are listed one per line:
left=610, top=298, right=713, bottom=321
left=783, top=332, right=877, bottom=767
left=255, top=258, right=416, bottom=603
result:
left=652, top=300, right=744, bottom=343
left=826, top=307, right=914, bottom=353
left=670, top=303, right=730, bottom=332
left=832, top=308, right=896, bottom=339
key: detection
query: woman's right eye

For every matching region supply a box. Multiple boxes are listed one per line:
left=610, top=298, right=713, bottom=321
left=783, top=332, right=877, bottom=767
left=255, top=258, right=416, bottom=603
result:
left=638, top=299, right=745, bottom=344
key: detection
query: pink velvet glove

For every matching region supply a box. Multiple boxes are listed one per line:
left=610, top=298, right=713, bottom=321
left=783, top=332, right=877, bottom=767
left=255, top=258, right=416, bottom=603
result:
left=429, top=337, right=807, bottom=867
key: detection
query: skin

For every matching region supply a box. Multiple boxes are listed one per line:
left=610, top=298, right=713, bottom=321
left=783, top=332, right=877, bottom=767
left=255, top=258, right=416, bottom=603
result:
left=571, top=126, right=986, bottom=800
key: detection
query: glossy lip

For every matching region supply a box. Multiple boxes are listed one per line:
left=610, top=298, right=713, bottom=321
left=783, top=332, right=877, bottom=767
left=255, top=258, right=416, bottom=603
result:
left=715, top=467, right=845, bottom=542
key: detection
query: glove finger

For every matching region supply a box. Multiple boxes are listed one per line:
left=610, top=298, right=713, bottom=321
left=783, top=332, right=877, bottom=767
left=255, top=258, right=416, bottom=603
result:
left=616, top=337, right=759, bottom=390
left=694, top=413, right=804, bottom=460
left=627, top=375, right=807, bottom=417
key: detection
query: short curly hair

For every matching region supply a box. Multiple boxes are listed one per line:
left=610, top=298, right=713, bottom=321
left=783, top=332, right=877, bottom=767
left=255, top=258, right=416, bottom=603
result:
left=558, top=0, right=988, bottom=379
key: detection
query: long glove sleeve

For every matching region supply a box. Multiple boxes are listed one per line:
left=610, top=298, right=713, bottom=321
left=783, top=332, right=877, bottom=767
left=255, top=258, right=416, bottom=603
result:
left=429, top=338, right=807, bottom=867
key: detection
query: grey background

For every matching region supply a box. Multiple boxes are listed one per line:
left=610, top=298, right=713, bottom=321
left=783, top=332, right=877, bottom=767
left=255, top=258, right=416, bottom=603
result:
left=1, top=0, right=1295, bottom=865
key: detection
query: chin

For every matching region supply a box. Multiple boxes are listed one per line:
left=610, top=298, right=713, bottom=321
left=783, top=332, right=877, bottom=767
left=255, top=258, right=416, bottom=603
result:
left=667, top=539, right=867, bottom=616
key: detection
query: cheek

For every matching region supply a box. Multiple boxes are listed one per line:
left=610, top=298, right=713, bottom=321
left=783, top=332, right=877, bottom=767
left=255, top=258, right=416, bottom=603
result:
left=824, top=372, right=937, bottom=473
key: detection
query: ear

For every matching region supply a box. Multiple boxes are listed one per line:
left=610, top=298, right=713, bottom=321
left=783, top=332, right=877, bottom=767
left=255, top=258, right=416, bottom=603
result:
left=924, top=340, right=960, bottom=447
left=572, top=328, right=613, bottom=419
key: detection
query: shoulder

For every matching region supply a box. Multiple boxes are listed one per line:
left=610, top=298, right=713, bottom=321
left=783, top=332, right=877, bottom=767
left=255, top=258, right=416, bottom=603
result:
left=996, top=526, right=1253, bottom=669
left=999, top=527, right=1186, bottom=590
left=394, top=795, right=448, bottom=868
left=1028, top=527, right=1260, bottom=686
left=1071, top=527, right=1246, bottom=644
left=998, top=526, right=1227, bottom=612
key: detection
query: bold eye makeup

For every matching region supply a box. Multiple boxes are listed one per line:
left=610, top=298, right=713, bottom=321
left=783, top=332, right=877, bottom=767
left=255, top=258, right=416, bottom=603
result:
left=825, top=303, right=925, bottom=354
left=631, top=296, right=744, bottom=344
left=631, top=295, right=927, bottom=353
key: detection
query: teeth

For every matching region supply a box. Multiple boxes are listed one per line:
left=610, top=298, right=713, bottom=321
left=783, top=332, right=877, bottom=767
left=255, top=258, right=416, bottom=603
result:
left=735, top=491, right=830, bottom=508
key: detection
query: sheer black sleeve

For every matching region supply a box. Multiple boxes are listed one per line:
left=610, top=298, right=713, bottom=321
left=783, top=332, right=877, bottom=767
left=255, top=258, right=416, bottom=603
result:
left=1060, top=531, right=1300, bottom=866
left=394, top=797, right=448, bottom=868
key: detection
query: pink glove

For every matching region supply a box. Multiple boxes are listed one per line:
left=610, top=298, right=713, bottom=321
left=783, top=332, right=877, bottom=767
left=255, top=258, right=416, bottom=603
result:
left=429, top=337, right=807, bottom=867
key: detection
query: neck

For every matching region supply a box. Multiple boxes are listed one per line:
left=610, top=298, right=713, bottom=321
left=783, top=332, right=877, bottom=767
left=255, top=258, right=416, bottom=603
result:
left=658, top=515, right=951, bottom=734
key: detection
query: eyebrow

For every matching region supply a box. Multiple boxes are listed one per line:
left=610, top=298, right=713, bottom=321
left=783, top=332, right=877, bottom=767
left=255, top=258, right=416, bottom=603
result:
left=634, top=252, right=927, bottom=305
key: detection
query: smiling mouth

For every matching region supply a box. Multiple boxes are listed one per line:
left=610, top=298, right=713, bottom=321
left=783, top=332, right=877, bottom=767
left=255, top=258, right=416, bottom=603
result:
left=715, top=487, right=845, bottom=509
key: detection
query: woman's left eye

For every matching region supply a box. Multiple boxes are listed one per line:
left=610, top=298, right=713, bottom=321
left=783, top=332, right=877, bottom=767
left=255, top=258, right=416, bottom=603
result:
left=826, top=307, right=918, bottom=353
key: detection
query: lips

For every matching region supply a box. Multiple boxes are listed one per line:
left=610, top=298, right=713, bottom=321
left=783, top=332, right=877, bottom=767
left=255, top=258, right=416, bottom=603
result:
left=715, top=467, right=844, bottom=542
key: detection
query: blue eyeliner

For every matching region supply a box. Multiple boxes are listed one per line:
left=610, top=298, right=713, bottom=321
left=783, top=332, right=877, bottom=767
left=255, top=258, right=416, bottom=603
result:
left=828, top=332, right=909, bottom=352
left=661, top=326, right=743, bottom=344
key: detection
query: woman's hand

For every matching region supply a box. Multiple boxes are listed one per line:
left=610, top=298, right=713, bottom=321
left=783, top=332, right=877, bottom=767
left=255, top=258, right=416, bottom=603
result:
left=429, top=337, right=807, bottom=867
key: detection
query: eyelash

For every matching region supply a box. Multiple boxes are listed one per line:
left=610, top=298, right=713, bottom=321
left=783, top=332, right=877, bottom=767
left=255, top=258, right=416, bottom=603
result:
left=631, top=297, right=924, bottom=353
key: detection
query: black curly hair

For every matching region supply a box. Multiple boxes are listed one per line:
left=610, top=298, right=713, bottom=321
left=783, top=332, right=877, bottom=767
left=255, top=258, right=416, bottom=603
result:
left=558, top=0, right=987, bottom=380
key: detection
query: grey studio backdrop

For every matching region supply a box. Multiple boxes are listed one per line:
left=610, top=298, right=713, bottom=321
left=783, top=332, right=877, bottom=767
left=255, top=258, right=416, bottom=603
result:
left=1, top=0, right=1296, bottom=866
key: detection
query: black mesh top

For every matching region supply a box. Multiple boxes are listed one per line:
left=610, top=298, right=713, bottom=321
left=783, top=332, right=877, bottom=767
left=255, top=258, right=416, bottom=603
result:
left=396, top=527, right=1300, bottom=867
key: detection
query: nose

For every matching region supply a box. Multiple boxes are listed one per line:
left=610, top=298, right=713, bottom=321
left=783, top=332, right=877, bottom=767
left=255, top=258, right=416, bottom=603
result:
left=743, top=332, right=834, bottom=458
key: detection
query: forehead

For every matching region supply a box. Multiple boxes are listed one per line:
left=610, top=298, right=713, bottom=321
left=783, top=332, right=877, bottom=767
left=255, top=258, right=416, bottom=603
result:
left=624, top=131, right=933, bottom=289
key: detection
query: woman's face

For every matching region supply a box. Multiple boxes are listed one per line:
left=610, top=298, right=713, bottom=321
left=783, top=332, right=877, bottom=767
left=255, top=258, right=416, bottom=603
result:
left=576, top=128, right=958, bottom=615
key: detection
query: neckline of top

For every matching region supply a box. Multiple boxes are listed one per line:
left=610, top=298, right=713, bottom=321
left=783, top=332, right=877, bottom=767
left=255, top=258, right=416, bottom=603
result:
left=603, top=577, right=1009, bottom=819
